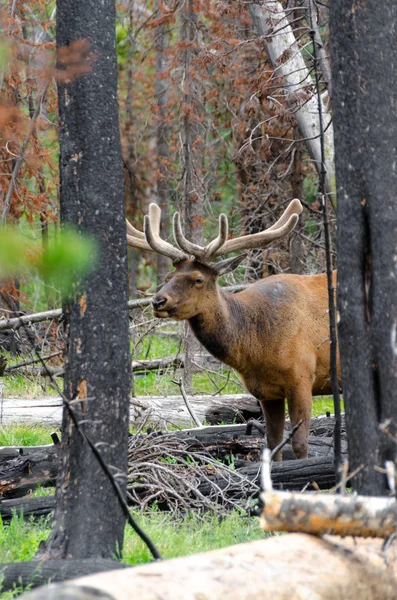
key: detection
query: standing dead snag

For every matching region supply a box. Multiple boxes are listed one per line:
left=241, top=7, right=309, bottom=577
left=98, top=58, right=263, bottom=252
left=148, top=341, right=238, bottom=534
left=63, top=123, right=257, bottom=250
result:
left=39, top=0, right=131, bottom=561
left=330, top=0, right=397, bottom=495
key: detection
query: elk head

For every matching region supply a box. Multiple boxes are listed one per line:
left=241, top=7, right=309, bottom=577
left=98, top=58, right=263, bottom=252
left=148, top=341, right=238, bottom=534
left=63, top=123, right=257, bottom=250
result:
left=126, top=200, right=303, bottom=320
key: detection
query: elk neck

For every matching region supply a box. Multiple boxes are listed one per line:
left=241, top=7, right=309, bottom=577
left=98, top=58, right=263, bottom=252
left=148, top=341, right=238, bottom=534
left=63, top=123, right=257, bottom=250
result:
left=188, top=283, right=277, bottom=373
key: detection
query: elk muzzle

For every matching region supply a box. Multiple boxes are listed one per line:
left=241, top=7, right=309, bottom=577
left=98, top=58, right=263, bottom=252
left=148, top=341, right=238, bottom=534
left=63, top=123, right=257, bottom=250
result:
left=152, top=294, right=175, bottom=318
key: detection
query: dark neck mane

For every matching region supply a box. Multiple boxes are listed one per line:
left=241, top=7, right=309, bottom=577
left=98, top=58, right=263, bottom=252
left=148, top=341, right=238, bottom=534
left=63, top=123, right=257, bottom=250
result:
left=188, top=289, right=248, bottom=368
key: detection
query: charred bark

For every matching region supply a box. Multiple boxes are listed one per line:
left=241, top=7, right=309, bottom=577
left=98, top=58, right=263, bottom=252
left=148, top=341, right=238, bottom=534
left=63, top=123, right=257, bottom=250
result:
left=330, top=0, right=397, bottom=494
left=41, top=0, right=131, bottom=558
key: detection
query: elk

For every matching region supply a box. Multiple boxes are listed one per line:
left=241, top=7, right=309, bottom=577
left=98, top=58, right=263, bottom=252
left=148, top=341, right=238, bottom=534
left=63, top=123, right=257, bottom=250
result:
left=126, top=201, right=340, bottom=460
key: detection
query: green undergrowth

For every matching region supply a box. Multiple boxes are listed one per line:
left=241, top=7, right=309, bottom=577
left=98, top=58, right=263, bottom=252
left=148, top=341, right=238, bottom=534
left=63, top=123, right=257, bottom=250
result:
left=0, top=425, right=55, bottom=447
left=0, top=511, right=265, bottom=598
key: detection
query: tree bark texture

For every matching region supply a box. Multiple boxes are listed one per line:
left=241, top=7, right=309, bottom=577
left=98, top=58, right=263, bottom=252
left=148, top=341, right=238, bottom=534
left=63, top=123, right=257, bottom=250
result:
left=19, top=535, right=397, bottom=600
left=43, top=0, right=131, bottom=558
left=330, top=1, right=397, bottom=494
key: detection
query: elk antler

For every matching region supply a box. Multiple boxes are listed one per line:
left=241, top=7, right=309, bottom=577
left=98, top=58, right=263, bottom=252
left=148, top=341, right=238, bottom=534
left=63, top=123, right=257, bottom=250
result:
left=173, top=212, right=228, bottom=264
left=126, top=199, right=302, bottom=263
left=173, top=198, right=302, bottom=259
left=126, top=203, right=188, bottom=263
left=213, top=198, right=303, bottom=256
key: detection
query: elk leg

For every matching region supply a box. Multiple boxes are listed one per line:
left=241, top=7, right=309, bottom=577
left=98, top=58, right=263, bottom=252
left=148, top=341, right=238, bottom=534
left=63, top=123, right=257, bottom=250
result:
left=259, top=399, right=285, bottom=462
left=286, top=386, right=312, bottom=459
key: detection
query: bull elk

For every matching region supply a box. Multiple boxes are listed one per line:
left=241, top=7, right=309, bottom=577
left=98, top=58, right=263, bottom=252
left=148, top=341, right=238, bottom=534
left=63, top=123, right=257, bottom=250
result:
left=126, top=201, right=340, bottom=460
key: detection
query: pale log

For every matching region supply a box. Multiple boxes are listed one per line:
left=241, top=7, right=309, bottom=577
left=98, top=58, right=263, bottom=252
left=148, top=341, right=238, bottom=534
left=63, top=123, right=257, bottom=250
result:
left=19, top=534, right=397, bottom=599
left=0, top=394, right=261, bottom=427
left=260, top=490, right=397, bottom=538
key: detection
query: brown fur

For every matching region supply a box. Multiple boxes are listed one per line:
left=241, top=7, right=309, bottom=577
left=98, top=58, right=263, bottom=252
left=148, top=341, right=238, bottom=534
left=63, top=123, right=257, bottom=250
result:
left=153, top=260, right=340, bottom=460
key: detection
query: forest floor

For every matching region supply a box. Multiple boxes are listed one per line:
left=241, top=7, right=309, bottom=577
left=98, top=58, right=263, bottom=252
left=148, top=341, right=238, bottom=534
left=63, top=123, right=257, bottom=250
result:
left=0, top=339, right=340, bottom=598
left=0, top=424, right=267, bottom=599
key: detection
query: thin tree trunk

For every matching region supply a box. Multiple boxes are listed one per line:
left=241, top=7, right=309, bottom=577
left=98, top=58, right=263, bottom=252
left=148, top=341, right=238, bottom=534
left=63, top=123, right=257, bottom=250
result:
left=330, top=0, right=397, bottom=495
left=41, top=0, right=131, bottom=558
left=181, top=0, right=204, bottom=391
left=154, top=0, right=172, bottom=288
left=289, top=133, right=306, bottom=274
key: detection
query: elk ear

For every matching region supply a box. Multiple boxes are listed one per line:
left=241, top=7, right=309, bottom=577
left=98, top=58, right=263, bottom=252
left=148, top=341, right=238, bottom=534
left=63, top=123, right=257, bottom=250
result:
left=214, top=254, right=247, bottom=277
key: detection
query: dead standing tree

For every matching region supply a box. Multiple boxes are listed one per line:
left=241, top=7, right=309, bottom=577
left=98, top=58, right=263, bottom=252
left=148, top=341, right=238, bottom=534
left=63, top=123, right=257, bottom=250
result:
left=40, top=0, right=131, bottom=559
left=180, top=0, right=205, bottom=391
left=330, top=0, right=397, bottom=495
left=154, top=0, right=172, bottom=288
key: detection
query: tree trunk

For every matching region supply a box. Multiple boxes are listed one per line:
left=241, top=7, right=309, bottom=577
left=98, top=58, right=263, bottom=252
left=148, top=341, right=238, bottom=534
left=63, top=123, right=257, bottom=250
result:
left=248, top=1, right=335, bottom=195
left=41, top=0, right=131, bottom=558
left=180, top=0, right=204, bottom=391
left=330, top=0, right=397, bottom=495
left=154, top=0, right=172, bottom=288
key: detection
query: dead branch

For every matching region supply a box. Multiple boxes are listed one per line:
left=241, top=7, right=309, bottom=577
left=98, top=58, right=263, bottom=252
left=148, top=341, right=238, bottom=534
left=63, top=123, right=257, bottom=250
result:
left=0, top=285, right=247, bottom=331
left=127, top=430, right=258, bottom=513
left=173, top=377, right=203, bottom=427
left=3, top=355, right=183, bottom=378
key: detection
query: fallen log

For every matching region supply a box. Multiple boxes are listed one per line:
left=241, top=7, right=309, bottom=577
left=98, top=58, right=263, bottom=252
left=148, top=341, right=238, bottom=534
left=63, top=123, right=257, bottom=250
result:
left=0, top=496, right=55, bottom=521
left=260, top=489, right=397, bottom=538
left=0, top=414, right=345, bottom=460
left=0, top=446, right=58, bottom=498
left=130, top=394, right=262, bottom=426
left=196, top=456, right=339, bottom=496
left=0, top=414, right=346, bottom=500
left=181, top=420, right=347, bottom=462
left=18, top=534, right=397, bottom=600
left=0, top=394, right=262, bottom=427
left=0, top=452, right=339, bottom=506
left=0, top=559, right=127, bottom=594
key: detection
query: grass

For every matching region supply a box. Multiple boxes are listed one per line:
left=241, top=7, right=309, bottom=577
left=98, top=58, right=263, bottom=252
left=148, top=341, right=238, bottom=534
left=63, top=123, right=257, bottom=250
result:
left=0, top=511, right=265, bottom=598
left=1, top=373, right=60, bottom=399
left=0, top=425, right=55, bottom=447
left=0, top=510, right=265, bottom=567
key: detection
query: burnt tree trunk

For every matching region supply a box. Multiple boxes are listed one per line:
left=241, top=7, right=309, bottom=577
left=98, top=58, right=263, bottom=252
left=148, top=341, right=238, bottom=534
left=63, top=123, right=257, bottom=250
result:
left=41, top=0, right=131, bottom=558
left=330, top=1, right=397, bottom=494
